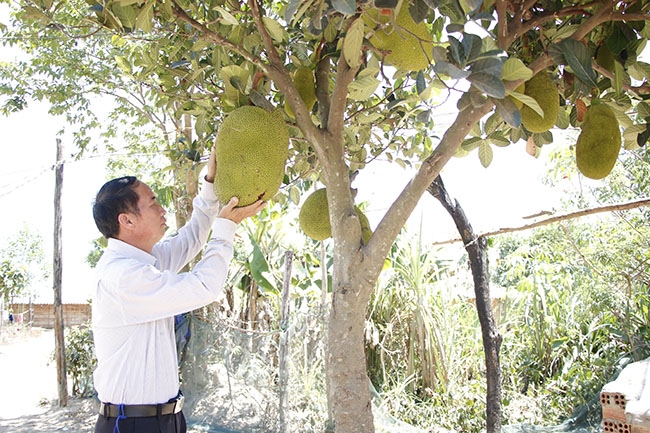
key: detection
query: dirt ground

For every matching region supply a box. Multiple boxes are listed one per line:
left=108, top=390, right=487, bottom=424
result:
left=0, top=327, right=239, bottom=433
left=0, top=327, right=97, bottom=432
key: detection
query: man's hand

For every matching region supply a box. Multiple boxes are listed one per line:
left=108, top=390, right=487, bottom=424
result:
left=205, top=145, right=217, bottom=183
left=219, top=197, right=266, bottom=224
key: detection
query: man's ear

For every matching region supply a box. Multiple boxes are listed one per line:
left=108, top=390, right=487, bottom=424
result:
left=117, top=213, right=134, bottom=231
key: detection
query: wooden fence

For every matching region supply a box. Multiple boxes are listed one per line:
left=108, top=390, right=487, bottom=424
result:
left=8, top=303, right=91, bottom=328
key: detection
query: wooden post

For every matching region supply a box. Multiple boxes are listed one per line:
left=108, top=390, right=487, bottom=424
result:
left=278, top=250, right=293, bottom=433
left=53, top=138, right=68, bottom=407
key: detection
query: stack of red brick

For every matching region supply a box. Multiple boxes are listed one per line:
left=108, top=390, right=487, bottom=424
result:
left=600, top=358, right=650, bottom=433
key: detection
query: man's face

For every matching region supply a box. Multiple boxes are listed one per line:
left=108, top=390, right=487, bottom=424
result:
left=128, top=182, right=167, bottom=246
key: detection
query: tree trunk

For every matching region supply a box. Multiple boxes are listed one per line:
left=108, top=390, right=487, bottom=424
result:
left=327, top=275, right=374, bottom=433
left=428, top=175, right=503, bottom=433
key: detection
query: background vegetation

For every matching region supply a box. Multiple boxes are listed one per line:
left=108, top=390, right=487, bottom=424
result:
left=57, top=145, right=650, bottom=433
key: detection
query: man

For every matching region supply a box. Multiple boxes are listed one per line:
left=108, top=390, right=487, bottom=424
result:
left=91, top=149, right=265, bottom=433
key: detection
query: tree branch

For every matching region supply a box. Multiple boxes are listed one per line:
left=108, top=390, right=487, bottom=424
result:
left=366, top=102, right=494, bottom=271
left=431, top=197, right=650, bottom=246
left=170, top=0, right=261, bottom=68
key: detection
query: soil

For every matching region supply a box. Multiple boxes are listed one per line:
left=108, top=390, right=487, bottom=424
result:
left=0, top=327, right=238, bottom=433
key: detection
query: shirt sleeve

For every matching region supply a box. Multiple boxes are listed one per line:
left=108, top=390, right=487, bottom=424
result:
left=153, top=178, right=221, bottom=272
left=97, top=218, right=237, bottom=325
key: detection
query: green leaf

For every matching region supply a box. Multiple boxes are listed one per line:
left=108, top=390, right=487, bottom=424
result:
left=478, top=142, right=493, bottom=167
left=343, top=17, right=364, bottom=69
left=502, top=58, right=533, bottom=82
left=467, top=72, right=505, bottom=98
left=332, top=0, right=356, bottom=15
left=115, top=55, right=132, bottom=74
left=434, top=61, right=470, bottom=79
left=613, top=60, right=625, bottom=95
left=623, top=123, right=645, bottom=150
left=111, top=3, right=137, bottom=30
left=416, top=70, right=427, bottom=94
left=488, top=131, right=511, bottom=147
left=470, top=57, right=504, bottom=77
left=462, top=33, right=483, bottom=64
left=507, top=90, right=543, bottom=117
left=375, top=0, right=399, bottom=7
left=262, top=17, right=287, bottom=43
left=493, top=96, right=522, bottom=128
left=461, top=136, right=482, bottom=152
left=215, top=6, right=239, bottom=25
left=191, top=39, right=211, bottom=52
left=459, top=0, right=482, bottom=14
left=135, top=1, right=154, bottom=33
left=409, top=0, right=430, bottom=23
left=348, top=68, right=380, bottom=100
left=248, top=235, right=278, bottom=295
left=558, top=39, right=598, bottom=89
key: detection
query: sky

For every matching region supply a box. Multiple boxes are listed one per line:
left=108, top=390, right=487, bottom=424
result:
left=0, top=103, right=107, bottom=303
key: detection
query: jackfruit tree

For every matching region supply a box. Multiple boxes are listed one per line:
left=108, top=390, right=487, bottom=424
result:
left=3, top=0, right=650, bottom=431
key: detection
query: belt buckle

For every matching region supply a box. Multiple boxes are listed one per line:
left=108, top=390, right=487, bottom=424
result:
left=174, top=394, right=184, bottom=414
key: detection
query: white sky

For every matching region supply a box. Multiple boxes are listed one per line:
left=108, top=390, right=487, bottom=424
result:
left=0, top=104, right=106, bottom=303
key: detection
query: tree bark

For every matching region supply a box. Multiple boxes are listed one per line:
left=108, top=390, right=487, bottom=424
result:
left=428, top=176, right=502, bottom=433
left=327, top=280, right=374, bottom=433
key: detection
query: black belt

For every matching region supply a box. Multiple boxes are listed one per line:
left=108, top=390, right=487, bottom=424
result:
left=99, top=393, right=184, bottom=418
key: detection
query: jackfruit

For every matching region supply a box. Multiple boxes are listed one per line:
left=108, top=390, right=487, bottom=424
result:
left=299, top=188, right=373, bottom=243
left=575, top=103, right=621, bottom=180
left=364, top=4, right=432, bottom=72
left=299, top=188, right=331, bottom=241
left=214, top=106, right=290, bottom=206
left=520, top=72, right=559, bottom=133
left=284, top=66, right=317, bottom=119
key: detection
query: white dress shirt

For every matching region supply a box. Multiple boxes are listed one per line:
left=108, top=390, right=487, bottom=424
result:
left=92, top=180, right=236, bottom=405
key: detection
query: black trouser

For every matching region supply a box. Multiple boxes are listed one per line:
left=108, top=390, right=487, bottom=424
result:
left=94, top=410, right=186, bottom=433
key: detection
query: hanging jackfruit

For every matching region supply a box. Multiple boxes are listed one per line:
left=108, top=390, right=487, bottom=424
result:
left=299, top=188, right=373, bottom=243
left=214, top=106, right=290, bottom=206
left=284, top=66, right=317, bottom=119
left=575, top=103, right=621, bottom=180
left=520, top=72, right=559, bottom=133
left=299, top=188, right=331, bottom=241
left=364, top=4, right=432, bottom=72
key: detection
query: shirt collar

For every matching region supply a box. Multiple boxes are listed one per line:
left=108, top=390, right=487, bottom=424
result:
left=106, top=238, right=157, bottom=266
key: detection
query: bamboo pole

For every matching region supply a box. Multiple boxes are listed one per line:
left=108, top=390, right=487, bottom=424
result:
left=278, top=250, right=293, bottom=433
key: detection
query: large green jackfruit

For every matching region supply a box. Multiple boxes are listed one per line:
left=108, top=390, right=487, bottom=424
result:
left=575, top=103, right=621, bottom=180
left=284, top=66, right=317, bottom=119
left=364, top=4, right=432, bottom=72
left=520, top=72, right=559, bottom=133
left=299, top=188, right=373, bottom=243
left=214, top=106, right=290, bottom=206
